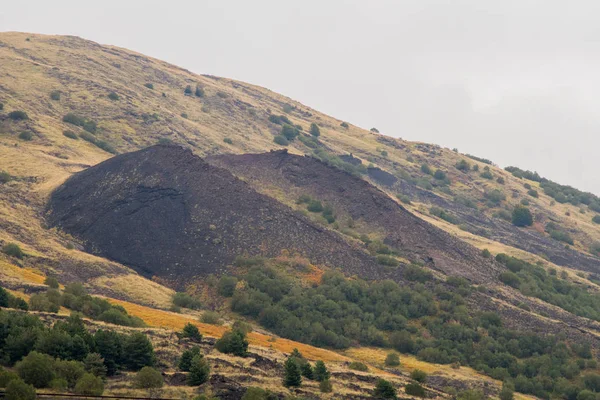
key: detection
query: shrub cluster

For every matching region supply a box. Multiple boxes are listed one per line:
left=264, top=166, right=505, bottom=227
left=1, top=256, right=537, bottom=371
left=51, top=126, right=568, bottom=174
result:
left=62, top=113, right=97, bottom=133
left=28, top=283, right=144, bottom=327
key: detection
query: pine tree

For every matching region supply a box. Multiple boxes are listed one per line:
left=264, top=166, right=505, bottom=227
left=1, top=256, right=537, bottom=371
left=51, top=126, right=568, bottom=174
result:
left=313, top=360, right=330, bottom=382
left=122, top=332, right=155, bottom=370
left=181, top=323, right=202, bottom=342
left=283, top=357, right=302, bottom=387
left=178, top=347, right=201, bottom=372
left=187, top=355, right=210, bottom=386
left=301, top=362, right=314, bottom=380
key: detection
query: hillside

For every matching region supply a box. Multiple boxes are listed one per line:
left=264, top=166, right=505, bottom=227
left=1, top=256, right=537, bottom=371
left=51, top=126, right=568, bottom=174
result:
left=1, top=31, right=600, bottom=400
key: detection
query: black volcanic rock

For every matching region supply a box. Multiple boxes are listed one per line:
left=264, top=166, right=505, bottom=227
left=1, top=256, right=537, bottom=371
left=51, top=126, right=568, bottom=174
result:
left=47, top=145, right=381, bottom=285
left=209, top=151, right=500, bottom=283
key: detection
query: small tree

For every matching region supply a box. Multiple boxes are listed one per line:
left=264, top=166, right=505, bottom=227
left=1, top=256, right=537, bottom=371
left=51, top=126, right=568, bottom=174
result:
left=122, top=332, right=155, bottom=370
left=314, top=360, right=330, bottom=382
left=55, top=360, right=85, bottom=389
left=385, top=353, right=400, bottom=367
left=5, top=379, right=36, bottom=400
left=512, top=206, right=533, bottom=227
left=134, top=366, right=163, bottom=389
left=195, top=85, right=205, bottom=98
left=182, top=323, right=203, bottom=342
left=374, top=379, right=397, bottom=399
left=200, top=311, right=222, bottom=325
left=16, top=351, right=55, bottom=388
left=283, top=357, right=302, bottom=387
left=310, top=123, right=321, bottom=137
left=301, top=362, right=314, bottom=380
left=187, top=355, right=210, bottom=386
left=215, top=329, right=248, bottom=357
left=179, top=347, right=201, bottom=372
left=184, top=85, right=193, bottom=95
left=108, top=92, right=120, bottom=101
left=44, top=276, right=59, bottom=289
left=83, top=353, right=107, bottom=378
left=74, top=373, right=104, bottom=396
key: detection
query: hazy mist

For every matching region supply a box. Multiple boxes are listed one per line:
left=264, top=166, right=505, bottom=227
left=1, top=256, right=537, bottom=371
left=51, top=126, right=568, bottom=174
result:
left=2, top=0, right=599, bottom=193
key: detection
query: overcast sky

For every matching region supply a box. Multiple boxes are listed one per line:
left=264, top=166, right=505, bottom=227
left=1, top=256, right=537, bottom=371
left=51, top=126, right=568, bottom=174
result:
left=2, top=0, right=600, bottom=193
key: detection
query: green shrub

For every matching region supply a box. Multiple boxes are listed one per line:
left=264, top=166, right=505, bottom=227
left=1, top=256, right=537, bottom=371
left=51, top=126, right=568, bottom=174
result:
left=44, top=276, right=59, bottom=289
left=83, top=353, right=107, bottom=378
left=373, top=379, right=397, bottom=399
left=480, top=171, right=493, bottom=180
left=187, top=355, right=210, bottom=386
left=232, top=320, right=253, bottom=335
left=528, top=189, right=539, bottom=198
left=592, top=215, right=600, bottom=224
left=497, top=176, right=505, bottom=184
left=8, top=111, right=28, bottom=121
left=181, top=113, right=188, bottom=119
left=63, top=130, right=78, bottom=140
left=455, top=159, right=470, bottom=171
left=420, top=164, right=432, bottom=175
left=348, top=361, right=368, bottom=372
left=499, top=271, right=520, bottom=287
left=50, top=91, right=61, bottom=100
left=484, top=189, right=506, bottom=205
left=172, top=292, right=201, bottom=310
left=273, top=135, right=289, bottom=146
left=268, top=114, right=291, bottom=125
left=144, top=83, right=154, bottom=89
left=512, top=207, right=533, bottom=227
left=433, top=169, right=447, bottom=180
left=457, top=389, right=485, bottom=400
left=184, top=85, right=193, bottom=95
left=215, top=329, right=248, bottom=357
left=134, top=366, right=163, bottom=389
left=182, top=323, right=202, bottom=342
left=49, top=378, right=68, bottom=391
left=319, top=379, right=333, bottom=393
left=481, top=248, right=492, bottom=258
left=18, top=131, right=33, bottom=141
left=223, top=137, right=233, bottom=145
left=55, top=360, right=85, bottom=389
left=242, top=387, right=274, bottom=400
left=405, top=382, right=425, bottom=397
left=307, top=200, right=324, bottom=213
left=0, top=171, right=12, bottom=184
left=310, top=123, right=321, bottom=137
left=195, top=86, right=205, bottom=98
left=5, top=379, right=36, bottom=400
left=79, top=131, right=96, bottom=143
left=410, top=369, right=427, bottom=383
left=430, top=206, right=458, bottom=224
left=16, top=351, right=55, bottom=388
left=74, top=373, right=104, bottom=396
left=218, top=276, right=238, bottom=297
left=200, top=311, right=222, bottom=325
left=2, top=243, right=24, bottom=259
left=0, top=103, right=3, bottom=111
left=340, top=122, right=349, bottom=128
left=385, top=353, right=400, bottom=366
left=281, top=124, right=299, bottom=141
left=371, top=127, right=380, bottom=133
left=376, top=255, right=399, bottom=267
left=404, top=265, right=433, bottom=282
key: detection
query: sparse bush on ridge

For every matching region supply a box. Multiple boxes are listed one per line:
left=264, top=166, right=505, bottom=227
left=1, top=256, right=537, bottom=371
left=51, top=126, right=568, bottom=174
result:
left=8, top=111, right=28, bottom=121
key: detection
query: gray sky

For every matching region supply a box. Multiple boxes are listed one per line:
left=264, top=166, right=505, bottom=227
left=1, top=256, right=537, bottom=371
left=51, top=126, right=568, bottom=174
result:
left=2, top=0, right=600, bottom=194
